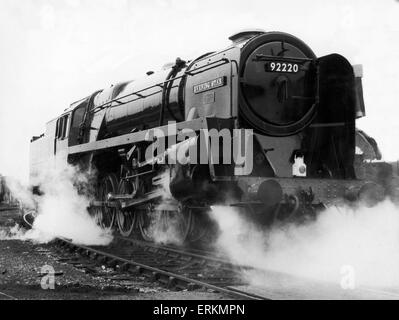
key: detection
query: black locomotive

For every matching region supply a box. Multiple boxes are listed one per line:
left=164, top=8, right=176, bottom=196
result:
left=29, top=29, right=384, bottom=242
left=0, top=175, right=16, bottom=207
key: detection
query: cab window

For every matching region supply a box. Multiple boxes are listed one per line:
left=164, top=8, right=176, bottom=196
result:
left=68, top=104, right=86, bottom=146
left=55, top=115, right=69, bottom=140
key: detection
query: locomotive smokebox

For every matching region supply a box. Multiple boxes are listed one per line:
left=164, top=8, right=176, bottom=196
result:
left=238, top=32, right=317, bottom=137
left=256, top=179, right=283, bottom=207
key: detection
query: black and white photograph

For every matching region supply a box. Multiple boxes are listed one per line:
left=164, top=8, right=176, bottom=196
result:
left=0, top=0, right=399, bottom=308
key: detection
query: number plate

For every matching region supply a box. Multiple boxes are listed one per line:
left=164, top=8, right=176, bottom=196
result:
left=265, top=62, right=300, bottom=73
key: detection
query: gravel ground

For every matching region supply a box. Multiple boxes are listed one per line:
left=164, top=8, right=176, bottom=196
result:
left=0, top=206, right=228, bottom=300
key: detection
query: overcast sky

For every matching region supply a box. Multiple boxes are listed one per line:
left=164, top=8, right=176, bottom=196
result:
left=0, top=0, right=398, bottom=182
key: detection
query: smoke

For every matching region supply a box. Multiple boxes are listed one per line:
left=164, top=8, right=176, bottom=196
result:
left=144, top=169, right=185, bottom=245
left=6, top=164, right=184, bottom=246
left=5, top=164, right=113, bottom=246
left=3, top=177, right=35, bottom=208
left=142, top=210, right=185, bottom=246
left=0, top=224, right=27, bottom=241
left=209, top=200, right=399, bottom=289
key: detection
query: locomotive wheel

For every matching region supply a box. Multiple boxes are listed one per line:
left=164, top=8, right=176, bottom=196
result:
left=174, top=207, right=193, bottom=243
left=186, top=210, right=213, bottom=244
left=92, top=206, right=105, bottom=227
left=96, top=173, right=118, bottom=230
left=138, top=206, right=192, bottom=243
left=116, top=179, right=137, bottom=237
left=138, top=207, right=153, bottom=242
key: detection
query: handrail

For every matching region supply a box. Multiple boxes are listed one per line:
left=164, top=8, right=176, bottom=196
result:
left=92, top=57, right=231, bottom=114
left=253, top=54, right=314, bottom=62
left=185, top=58, right=229, bottom=76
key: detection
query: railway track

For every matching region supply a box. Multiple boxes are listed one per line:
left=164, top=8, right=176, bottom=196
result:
left=52, top=236, right=399, bottom=300
left=52, top=236, right=266, bottom=300
left=0, top=290, right=18, bottom=300
left=20, top=212, right=399, bottom=300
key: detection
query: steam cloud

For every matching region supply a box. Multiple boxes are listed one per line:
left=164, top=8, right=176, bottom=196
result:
left=210, top=200, right=399, bottom=289
left=4, top=165, right=184, bottom=246
left=143, top=210, right=185, bottom=246
left=5, top=164, right=113, bottom=246
left=146, top=169, right=185, bottom=246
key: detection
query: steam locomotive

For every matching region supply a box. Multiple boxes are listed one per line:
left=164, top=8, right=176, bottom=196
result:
left=0, top=176, right=6, bottom=204
left=29, top=29, right=384, bottom=242
left=0, top=175, right=16, bottom=206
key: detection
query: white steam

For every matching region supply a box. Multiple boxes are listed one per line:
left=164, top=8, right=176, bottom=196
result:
left=5, top=165, right=113, bottom=246
left=143, top=210, right=184, bottom=246
left=0, top=224, right=27, bottom=241
left=145, top=169, right=184, bottom=245
left=3, top=177, right=36, bottom=209
left=210, top=200, right=399, bottom=289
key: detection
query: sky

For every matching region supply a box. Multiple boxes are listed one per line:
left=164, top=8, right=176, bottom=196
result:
left=0, top=0, right=398, bottom=182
